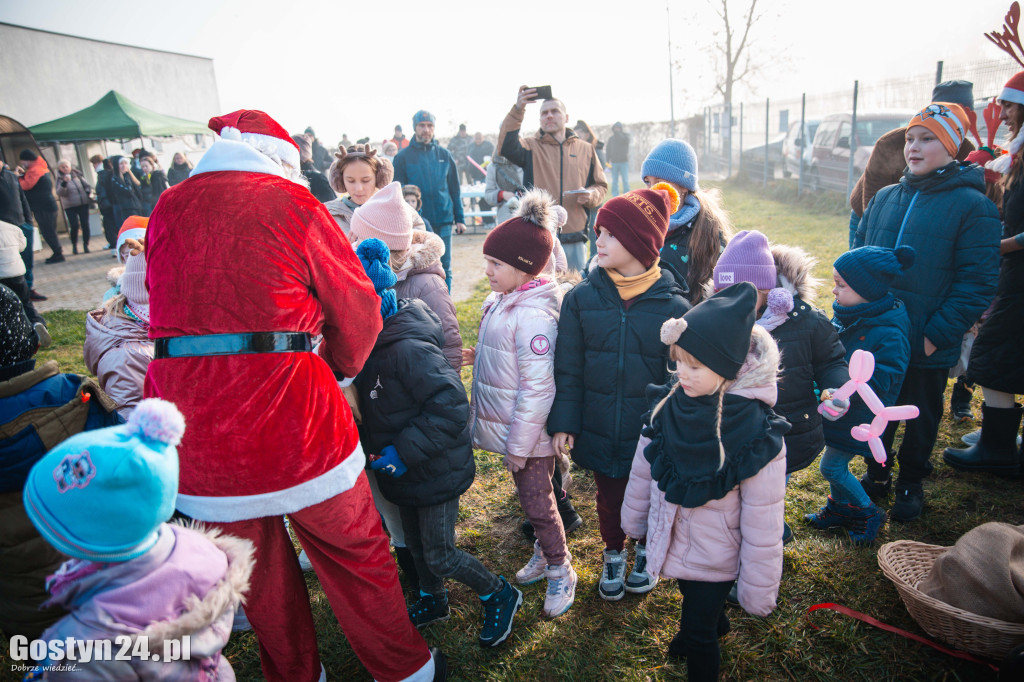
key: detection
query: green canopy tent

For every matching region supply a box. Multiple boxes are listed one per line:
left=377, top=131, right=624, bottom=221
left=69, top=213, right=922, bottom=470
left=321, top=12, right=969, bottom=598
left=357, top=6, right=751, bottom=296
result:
left=29, top=90, right=210, bottom=142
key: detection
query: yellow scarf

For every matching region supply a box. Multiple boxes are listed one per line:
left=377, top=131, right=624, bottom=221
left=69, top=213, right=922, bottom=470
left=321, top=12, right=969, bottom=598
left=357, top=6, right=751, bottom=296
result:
left=606, top=260, right=662, bottom=301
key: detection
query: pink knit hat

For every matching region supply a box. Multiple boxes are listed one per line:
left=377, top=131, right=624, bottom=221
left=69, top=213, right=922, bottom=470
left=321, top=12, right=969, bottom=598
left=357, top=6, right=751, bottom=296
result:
left=120, top=254, right=149, bottom=322
left=349, top=182, right=414, bottom=252
left=713, top=230, right=776, bottom=291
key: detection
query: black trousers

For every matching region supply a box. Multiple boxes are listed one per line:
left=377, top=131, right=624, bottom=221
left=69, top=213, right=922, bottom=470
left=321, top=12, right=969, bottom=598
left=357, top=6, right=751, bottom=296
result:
left=676, top=579, right=734, bottom=682
left=65, top=204, right=90, bottom=248
left=33, top=209, right=61, bottom=256
left=869, top=366, right=948, bottom=485
left=101, top=208, right=117, bottom=247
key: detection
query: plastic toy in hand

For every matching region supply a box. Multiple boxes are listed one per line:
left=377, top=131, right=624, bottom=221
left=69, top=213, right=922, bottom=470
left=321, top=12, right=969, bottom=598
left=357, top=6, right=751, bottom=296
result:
left=369, top=445, right=407, bottom=477
left=816, top=349, right=920, bottom=466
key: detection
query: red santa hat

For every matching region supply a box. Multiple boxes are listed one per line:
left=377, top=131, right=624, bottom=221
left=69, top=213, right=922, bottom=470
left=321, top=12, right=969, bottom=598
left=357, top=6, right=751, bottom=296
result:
left=208, top=110, right=301, bottom=170
left=1000, top=72, right=1024, bottom=106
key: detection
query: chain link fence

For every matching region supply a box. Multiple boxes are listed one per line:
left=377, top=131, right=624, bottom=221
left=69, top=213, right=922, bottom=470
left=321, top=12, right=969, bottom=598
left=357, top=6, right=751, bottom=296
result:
left=695, top=59, right=1018, bottom=195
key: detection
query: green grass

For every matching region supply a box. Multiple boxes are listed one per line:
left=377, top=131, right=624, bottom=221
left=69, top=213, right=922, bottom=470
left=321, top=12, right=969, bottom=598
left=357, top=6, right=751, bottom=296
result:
left=2, top=185, right=1018, bottom=682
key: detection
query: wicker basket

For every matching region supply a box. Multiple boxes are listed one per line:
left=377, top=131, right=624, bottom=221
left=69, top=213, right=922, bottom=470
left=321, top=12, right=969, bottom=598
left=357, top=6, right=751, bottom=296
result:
left=878, top=540, right=1024, bottom=661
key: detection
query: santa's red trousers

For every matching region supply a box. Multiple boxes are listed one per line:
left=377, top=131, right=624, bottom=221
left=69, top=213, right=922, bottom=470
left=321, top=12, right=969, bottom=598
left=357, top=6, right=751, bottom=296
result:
left=211, top=472, right=431, bottom=682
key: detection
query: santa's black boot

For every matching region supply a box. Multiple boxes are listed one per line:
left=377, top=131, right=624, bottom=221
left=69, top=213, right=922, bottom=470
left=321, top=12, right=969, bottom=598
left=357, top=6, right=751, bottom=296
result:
left=943, top=403, right=1023, bottom=476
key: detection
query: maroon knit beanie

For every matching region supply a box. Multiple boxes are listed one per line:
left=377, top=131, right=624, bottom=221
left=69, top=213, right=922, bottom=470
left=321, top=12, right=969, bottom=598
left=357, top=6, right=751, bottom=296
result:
left=595, top=183, right=679, bottom=269
left=483, top=189, right=556, bottom=276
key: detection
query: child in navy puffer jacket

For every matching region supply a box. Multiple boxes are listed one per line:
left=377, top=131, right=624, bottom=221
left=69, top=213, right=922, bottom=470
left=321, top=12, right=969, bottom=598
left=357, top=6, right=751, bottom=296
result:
left=807, top=246, right=915, bottom=545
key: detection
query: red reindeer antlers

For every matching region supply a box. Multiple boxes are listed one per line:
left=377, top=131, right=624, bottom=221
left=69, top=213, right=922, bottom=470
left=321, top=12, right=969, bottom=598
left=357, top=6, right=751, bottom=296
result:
left=987, top=2, right=1024, bottom=67
left=983, top=99, right=1003, bottom=148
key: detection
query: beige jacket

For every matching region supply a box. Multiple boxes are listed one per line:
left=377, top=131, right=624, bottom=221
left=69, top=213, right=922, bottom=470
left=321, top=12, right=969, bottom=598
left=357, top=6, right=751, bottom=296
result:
left=497, top=106, right=608, bottom=235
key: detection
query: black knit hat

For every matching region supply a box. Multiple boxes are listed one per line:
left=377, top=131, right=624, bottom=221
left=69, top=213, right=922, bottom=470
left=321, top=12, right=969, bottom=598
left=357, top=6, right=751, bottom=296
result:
left=660, top=282, right=757, bottom=380
left=0, top=284, right=38, bottom=380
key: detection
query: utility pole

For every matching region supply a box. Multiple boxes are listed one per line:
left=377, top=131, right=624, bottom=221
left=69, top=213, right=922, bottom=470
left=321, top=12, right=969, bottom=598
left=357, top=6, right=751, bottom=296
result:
left=667, top=2, right=676, bottom=137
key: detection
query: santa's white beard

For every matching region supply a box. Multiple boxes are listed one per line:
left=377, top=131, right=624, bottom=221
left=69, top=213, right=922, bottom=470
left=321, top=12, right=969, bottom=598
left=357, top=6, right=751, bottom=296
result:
left=242, top=137, right=310, bottom=188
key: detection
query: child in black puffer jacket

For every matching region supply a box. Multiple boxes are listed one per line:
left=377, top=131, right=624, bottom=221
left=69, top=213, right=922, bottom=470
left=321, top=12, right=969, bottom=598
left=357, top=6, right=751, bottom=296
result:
left=352, top=239, right=523, bottom=649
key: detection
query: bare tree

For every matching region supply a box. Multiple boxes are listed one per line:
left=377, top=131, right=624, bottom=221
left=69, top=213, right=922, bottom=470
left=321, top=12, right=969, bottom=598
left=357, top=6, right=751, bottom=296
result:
left=711, top=0, right=766, bottom=115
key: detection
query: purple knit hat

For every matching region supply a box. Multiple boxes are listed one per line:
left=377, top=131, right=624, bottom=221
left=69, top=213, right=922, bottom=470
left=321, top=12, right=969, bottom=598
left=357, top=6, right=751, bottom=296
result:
left=713, top=230, right=776, bottom=291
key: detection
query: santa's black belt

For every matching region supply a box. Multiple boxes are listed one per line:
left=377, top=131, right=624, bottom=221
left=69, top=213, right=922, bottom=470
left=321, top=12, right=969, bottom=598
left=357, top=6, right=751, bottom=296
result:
left=154, top=332, right=312, bottom=359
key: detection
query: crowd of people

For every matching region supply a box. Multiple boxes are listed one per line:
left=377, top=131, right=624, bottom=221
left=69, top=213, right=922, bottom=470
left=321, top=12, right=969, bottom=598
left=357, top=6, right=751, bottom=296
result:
left=0, top=62, right=1021, bottom=681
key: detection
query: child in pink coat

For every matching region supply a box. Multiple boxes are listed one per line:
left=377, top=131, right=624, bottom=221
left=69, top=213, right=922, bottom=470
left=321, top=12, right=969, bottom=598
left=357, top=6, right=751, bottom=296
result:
left=620, top=282, right=789, bottom=682
left=466, top=190, right=577, bottom=618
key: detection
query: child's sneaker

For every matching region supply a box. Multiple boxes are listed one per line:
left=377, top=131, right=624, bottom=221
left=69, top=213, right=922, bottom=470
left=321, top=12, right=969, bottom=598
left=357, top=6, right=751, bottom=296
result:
left=804, top=496, right=849, bottom=529
left=542, top=561, right=577, bottom=618
left=298, top=549, right=314, bottom=572
left=598, top=548, right=626, bottom=601
left=408, top=591, right=450, bottom=628
left=516, top=540, right=547, bottom=585
left=624, top=543, right=658, bottom=594
left=845, top=503, right=887, bottom=546
left=478, top=577, right=522, bottom=647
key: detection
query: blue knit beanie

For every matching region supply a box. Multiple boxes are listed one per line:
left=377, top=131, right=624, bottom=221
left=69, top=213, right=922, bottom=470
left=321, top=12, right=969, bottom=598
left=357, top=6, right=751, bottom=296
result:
left=412, top=110, right=436, bottom=126
left=357, top=238, right=398, bottom=319
left=642, top=139, right=699, bottom=193
left=23, top=399, right=184, bottom=563
left=834, top=246, right=916, bottom=302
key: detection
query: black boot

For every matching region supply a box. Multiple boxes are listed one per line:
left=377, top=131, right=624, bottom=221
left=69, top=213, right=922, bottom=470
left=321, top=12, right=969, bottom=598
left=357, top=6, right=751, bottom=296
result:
left=394, top=546, right=421, bottom=593
left=556, top=494, right=583, bottom=534
left=949, top=377, right=974, bottom=422
left=943, top=403, right=1023, bottom=476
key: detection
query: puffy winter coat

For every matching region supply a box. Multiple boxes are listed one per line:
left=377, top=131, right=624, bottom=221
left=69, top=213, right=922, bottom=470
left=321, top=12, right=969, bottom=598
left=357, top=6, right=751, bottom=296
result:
left=0, top=219, right=27, bottom=278
left=355, top=298, right=474, bottom=508
left=19, top=157, right=57, bottom=214
left=37, top=523, right=253, bottom=681
left=55, top=168, right=91, bottom=208
left=968, top=172, right=1024, bottom=393
left=767, top=245, right=849, bottom=473
left=0, top=167, right=32, bottom=226
left=139, top=170, right=169, bottom=216
left=393, top=139, right=464, bottom=229
left=620, top=330, right=786, bottom=617
left=84, top=308, right=154, bottom=418
left=855, top=163, right=1001, bottom=369
left=392, top=229, right=462, bottom=369
left=1, top=361, right=122, bottom=640
left=470, top=279, right=561, bottom=458
left=823, top=299, right=912, bottom=456
left=498, top=106, right=608, bottom=237
left=547, top=264, right=690, bottom=478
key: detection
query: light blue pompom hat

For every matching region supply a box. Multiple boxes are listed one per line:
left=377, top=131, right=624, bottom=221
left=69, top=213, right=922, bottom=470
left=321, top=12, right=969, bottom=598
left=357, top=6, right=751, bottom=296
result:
left=23, top=398, right=185, bottom=563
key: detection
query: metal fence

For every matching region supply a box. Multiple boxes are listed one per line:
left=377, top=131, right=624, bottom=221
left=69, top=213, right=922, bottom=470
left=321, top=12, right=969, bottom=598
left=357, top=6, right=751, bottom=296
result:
left=696, top=59, right=1019, bottom=194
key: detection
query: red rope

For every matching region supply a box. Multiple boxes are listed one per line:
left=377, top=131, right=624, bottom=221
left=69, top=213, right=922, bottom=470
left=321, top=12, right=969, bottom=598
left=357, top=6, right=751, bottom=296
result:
left=806, top=602, right=1000, bottom=673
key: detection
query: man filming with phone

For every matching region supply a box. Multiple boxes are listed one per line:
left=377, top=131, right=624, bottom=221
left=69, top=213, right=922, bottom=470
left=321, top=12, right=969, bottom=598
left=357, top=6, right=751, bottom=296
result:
left=498, top=86, right=607, bottom=272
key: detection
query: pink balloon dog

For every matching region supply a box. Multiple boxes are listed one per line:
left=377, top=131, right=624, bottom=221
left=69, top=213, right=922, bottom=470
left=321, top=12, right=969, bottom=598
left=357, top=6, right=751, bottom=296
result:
left=816, top=349, right=919, bottom=466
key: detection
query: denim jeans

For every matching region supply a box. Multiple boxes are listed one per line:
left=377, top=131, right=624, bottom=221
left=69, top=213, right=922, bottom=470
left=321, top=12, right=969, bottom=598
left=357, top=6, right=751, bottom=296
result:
left=611, top=162, right=630, bottom=196
left=819, top=446, right=871, bottom=507
left=435, top=223, right=453, bottom=292
left=400, top=497, right=502, bottom=597
left=19, top=223, right=34, bottom=289
left=562, top=240, right=586, bottom=273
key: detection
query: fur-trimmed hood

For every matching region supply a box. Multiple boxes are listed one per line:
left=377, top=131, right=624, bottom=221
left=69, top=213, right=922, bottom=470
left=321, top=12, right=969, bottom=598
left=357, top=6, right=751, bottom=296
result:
left=43, top=522, right=253, bottom=648
left=771, top=243, right=820, bottom=303
left=394, top=229, right=444, bottom=280
left=727, top=325, right=781, bottom=407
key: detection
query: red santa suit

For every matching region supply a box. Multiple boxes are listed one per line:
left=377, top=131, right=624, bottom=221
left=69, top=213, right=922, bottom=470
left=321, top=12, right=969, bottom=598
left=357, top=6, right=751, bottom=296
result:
left=144, top=110, right=437, bottom=682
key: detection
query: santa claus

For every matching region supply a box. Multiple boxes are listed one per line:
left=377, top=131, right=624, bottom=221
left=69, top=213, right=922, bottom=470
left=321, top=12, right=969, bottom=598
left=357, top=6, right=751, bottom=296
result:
left=144, top=109, right=443, bottom=681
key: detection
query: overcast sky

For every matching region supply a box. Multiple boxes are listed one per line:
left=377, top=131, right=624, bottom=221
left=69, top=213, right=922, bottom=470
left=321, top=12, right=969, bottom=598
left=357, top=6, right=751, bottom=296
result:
left=1, top=0, right=1014, bottom=145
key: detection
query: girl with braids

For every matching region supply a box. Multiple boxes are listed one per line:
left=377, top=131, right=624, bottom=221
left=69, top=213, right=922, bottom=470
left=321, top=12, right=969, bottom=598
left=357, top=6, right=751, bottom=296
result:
left=642, top=139, right=733, bottom=304
left=620, top=282, right=788, bottom=682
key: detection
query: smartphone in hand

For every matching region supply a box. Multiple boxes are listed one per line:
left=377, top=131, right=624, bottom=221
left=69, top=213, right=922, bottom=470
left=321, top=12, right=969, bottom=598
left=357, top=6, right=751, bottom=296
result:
left=529, top=85, right=553, bottom=101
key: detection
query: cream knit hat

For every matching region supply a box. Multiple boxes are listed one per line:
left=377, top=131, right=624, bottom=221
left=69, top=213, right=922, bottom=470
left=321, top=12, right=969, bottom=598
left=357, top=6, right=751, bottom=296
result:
left=349, top=182, right=414, bottom=252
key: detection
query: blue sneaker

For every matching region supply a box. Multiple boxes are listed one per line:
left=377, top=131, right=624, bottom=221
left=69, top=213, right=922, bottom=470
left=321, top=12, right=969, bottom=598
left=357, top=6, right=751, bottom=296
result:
left=478, top=577, right=523, bottom=647
left=408, top=591, right=450, bottom=628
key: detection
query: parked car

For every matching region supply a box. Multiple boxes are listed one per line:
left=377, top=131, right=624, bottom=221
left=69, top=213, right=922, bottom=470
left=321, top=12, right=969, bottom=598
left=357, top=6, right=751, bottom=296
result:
left=782, top=119, right=820, bottom=178
left=740, top=132, right=786, bottom=182
left=807, top=111, right=912, bottom=192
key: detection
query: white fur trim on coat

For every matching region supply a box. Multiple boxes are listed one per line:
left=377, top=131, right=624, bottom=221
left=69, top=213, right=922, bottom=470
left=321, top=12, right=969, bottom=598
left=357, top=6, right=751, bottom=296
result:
left=175, top=441, right=366, bottom=522
left=192, top=138, right=289, bottom=180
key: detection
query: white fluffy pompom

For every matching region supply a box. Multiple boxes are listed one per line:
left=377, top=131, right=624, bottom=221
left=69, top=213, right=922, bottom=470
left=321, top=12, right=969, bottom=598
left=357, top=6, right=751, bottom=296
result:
left=220, top=126, right=242, bottom=142
left=514, top=189, right=556, bottom=231
left=660, top=317, right=688, bottom=346
left=127, top=398, right=186, bottom=447
left=552, top=205, right=568, bottom=229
